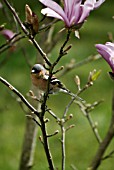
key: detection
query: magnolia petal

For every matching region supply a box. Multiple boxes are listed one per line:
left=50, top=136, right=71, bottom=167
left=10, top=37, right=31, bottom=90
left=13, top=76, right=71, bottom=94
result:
left=64, top=0, right=81, bottom=12
left=41, top=8, right=63, bottom=20
left=96, top=44, right=113, bottom=56
left=105, top=42, right=114, bottom=51
left=39, top=0, right=105, bottom=28
left=39, top=0, right=66, bottom=21
left=84, top=0, right=95, bottom=9
left=109, top=59, right=114, bottom=71
left=78, top=5, right=91, bottom=23
left=95, top=44, right=114, bottom=72
left=39, top=0, right=70, bottom=27
left=1, top=29, right=15, bottom=40
left=94, top=0, right=105, bottom=9
left=95, top=44, right=111, bottom=60
left=75, top=30, right=80, bottom=39
left=64, top=0, right=77, bottom=17
left=64, top=0, right=81, bottom=24
left=98, top=49, right=114, bottom=71
left=69, top=16, right=76, bottom=26
left=74, top=2, right=82, bottom=23
left=78, top=0, right=97, bottom=23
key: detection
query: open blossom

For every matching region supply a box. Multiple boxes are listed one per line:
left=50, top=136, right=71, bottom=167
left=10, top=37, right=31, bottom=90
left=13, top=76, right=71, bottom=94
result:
left=1, top=29, right=16, bottom=52
left=95, top=42, right=114, bottom=79
left=39, top=0, right=105, bottom=28
left=1, top=29, right=15, bottom=40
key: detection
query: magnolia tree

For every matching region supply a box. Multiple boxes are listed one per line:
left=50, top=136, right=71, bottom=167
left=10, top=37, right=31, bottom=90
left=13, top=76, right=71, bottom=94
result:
left=0, top=0, right=114, bottom=170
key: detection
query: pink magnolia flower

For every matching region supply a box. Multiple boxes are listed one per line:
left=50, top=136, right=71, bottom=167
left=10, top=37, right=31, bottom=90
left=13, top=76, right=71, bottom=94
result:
left=1, top=29, right=15, bottom=40
left=39, top=0, right=105, bottom=28
left=1, top=29, right=16, bottom=52
left=95, top=42, right=114, bottom=79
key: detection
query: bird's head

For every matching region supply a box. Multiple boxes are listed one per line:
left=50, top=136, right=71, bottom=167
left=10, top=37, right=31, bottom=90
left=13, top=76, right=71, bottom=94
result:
left=31, top=64, right=45, bottom=78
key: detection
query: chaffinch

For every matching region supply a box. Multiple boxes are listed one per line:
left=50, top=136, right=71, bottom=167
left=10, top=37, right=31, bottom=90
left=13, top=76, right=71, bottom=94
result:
left=31, top=64, right=82, bottom=100
left=31, top=64, right=70, bottom=93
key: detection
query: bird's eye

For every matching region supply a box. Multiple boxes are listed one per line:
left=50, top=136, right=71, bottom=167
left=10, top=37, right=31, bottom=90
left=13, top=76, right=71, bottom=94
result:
left=31, top=68, right=41, bottom=74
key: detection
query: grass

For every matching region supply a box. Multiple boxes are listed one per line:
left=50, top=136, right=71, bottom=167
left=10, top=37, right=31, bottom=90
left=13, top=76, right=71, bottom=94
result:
left=0, top=0, right=114, bottom=170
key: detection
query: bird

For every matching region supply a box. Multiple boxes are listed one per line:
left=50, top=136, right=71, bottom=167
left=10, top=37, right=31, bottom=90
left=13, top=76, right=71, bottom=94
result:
left=31, top=64, right=83, bottom=101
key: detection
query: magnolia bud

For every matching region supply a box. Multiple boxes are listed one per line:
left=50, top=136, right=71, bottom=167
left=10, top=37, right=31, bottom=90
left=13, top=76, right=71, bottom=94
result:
left=25, top=4, right=39, bottom=36
left=32, top=12, right=39, bottom=35
left=25, top=4, right=32, bottom=24
left=74, top=75, right=80, bottom=86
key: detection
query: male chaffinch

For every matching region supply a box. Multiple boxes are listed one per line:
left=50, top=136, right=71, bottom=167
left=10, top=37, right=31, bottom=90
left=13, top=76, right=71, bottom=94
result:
left=31, top=64, right=82, bottom=100
left=31, top=64, right=70, bottom=93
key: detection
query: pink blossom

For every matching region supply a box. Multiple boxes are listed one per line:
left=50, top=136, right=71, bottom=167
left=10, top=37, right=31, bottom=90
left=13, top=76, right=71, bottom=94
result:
left=95, top=42, right=114, bottom=73
left=39, top=0, right=105, bottom=28
left=1, top=29, right=15, bottom=40
left=1, top=29, right=16, bottom=52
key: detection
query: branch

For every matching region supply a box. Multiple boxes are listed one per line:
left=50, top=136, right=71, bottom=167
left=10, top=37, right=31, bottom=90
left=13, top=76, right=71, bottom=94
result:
left=0, top=32, right=21, bottom=49
left=53, top=29, right=71, bottom=67
left=102, top=150, right=114, bottom=160
left=0, top=76, right=39, bottom=116
left=47, top=109, right=60, bottom=120
left=76, top=101, right=102, bottom=144
left=88, top=91, right=114, bottom=170
left=3, top=0, right=51, bottom=66
left=86, top=112, right=102, bottom=143
left=61, top=125, right=66, bottom=170
left=39, top=116, right=55, bottom=170
left=0, top=76, right=55, bottom=169
left=41, top=29, right=72, bottom=114
left=63, top=95, right=76, bottom=118
left=0, top=76, right=40, bottom=169
left=58, top=55, right=101, bottom=78
left=0, top=35, right=26, bottom=54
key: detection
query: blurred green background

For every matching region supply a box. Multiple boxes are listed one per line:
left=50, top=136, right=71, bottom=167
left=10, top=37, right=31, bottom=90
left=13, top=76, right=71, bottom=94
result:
left=0, top=0, right=114, bottom=170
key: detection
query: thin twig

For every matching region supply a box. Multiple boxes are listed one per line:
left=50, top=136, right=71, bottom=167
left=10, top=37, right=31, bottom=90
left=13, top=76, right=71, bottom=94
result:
left=0, top=35, right=26, bottom=54
left=26, top=115, right=41, bottom=127
left=47, top=130, right=59, bottom=138
left=0, top=32, right=21, bottom=49
left=41, top=29, right=72, bottom=117
left=61, top=124, right=66, bottom=170
left=0, top=76, right=39, bottom=115
left=53, top=29, right=71, bottom=67
left=102, top=150, right=114, bottom=160
left=63, top=95, right=77, bottom=118
left=86, top=113, right=102, bottom=143
left=3, top=0, right=51, bottom=66
left=41, top=28, right=72, bottom=118
left=47, top=109, right=59, bottom=120
left=39, top=116, right=55, bottom=170
left=76, top=101, right=102, bottom=144
left=40, top=30, right=71, bottom=117
left=40, top=28, right=71, bottom=116
left=58, top=54, right=101, bottom=78
left=0, top=76, right=55, bottom=169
